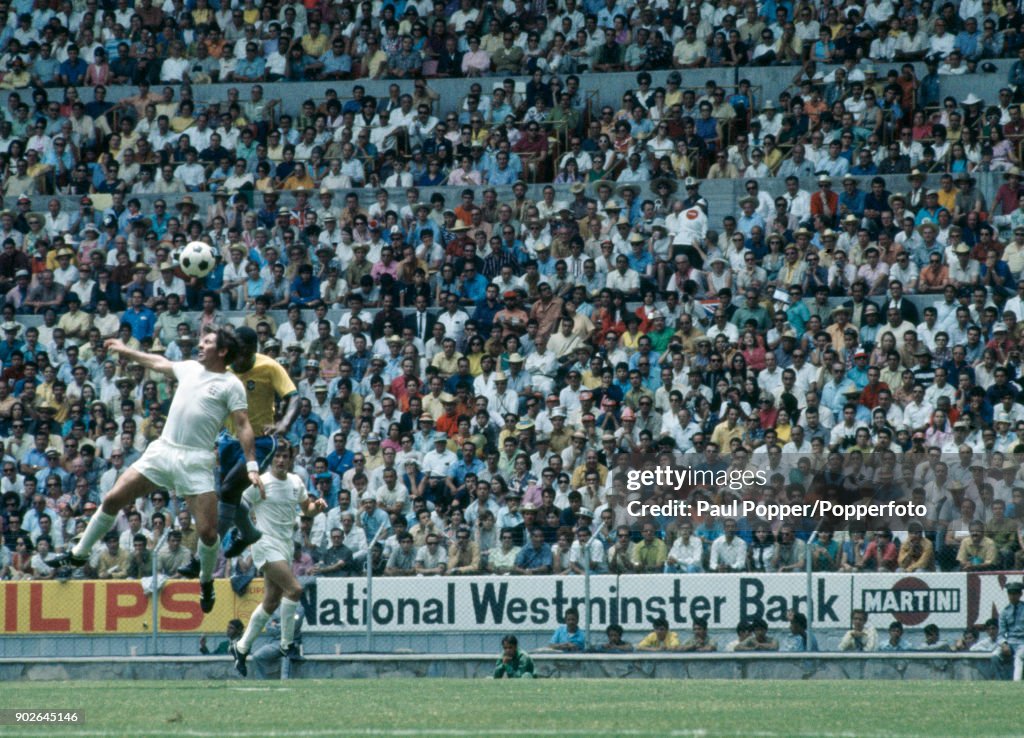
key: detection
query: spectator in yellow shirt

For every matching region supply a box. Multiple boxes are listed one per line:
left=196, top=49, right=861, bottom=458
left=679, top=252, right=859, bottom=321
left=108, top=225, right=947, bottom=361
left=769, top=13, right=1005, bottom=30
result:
left=637, top=617, right=681, bottom=651
left=897, top=521, right=935, bottom=572
left=957, top=521, right=998, bottom=571
left=631, top=523, right=668, bottom=572
left=301, top=21, right=330, bottom=59
left=710, top=406, right=744, bottom=449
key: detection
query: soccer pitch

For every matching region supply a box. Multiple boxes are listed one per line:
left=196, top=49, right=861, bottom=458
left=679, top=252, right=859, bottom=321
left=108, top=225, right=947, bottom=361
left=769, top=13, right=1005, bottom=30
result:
left=0, top=679, right=1017, bottom=737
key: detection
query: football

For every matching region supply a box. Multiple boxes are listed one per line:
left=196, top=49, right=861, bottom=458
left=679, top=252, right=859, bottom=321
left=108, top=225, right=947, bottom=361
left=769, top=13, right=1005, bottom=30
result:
left=179, top=240, right=217, bottom=278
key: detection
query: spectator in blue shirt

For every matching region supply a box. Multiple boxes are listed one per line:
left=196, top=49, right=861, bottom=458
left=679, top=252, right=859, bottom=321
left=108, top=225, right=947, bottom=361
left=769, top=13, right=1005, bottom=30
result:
left=514, top=528, right=552, bottom=574
left=596, top=1, right=626, bottom=30
left=979, top=249, right=1016, bottom=298
left=58, top=45, right=88, bottom=86
left=120, top=289, right=156, bottom=341
left=289, top=264, right=322, bottom=308
left=695, top=103, right=719, bottom=151
left=0, top=325, right=24, bottom=364
left=548, top=606, right=586, bottom=652
left=848, top=149, right=878, bottom=176
left=471, top=285, right=502, bottom=338
left=626, top=236, right=653, bottom=276
left=359, top=494, right=392, bottom=543
left=408, top=206, right=441, bottom=246
left=326, top=433, right=354, bottom=477
left=736, top=197, right=766, bottom=236
left=486, top=91, right=514, bottom=126
left=955, top=18, right=980, bottom=61
left=342, top=86, right=366, bottom=114
left=459, top=264, right=489, bottom=303
left=310, top=472, right=340, bottom=509
left=918, top=60, right=941, bottom=109
left=316, top=39, right=353, bottom=79
left=879, top=621, right=911, bottom=651
left=21, top=432, right=50, bottom=472
left=232, top=42, right=266, bottom=82
left=450, top=445, right=485, bottom=488
left=32, top=43, right=60, bottom=86
left=838, top=176, right=867, bottom=216
left=486, top=151, right=518, bottom=186
left=346, top=342, right=372, bottom=383
left=781, top=612, right=819, bottom=652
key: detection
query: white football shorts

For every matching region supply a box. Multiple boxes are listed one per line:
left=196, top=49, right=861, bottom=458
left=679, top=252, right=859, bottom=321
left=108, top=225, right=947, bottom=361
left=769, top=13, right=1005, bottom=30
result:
left=133, top=439, right=217, bottom=497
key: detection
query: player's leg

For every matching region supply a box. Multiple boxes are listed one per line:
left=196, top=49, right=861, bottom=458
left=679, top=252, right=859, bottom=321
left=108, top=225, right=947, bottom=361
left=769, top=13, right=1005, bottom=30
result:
left=174, top=438, right=251, bottom=579
left=261, top=559, right=304, bottom=657
left=191, top=490, right=221, bottom=571
left=232, top=576, right=283, bottom=676
left=217, top=436, right=258, bottom=538
left=219, top=454, right=261, bottom=540
left=219, top=436, right=275, bottom=554
left=216, top=433, right=241, bottom=539
left=1014, top=643, right=1024, bottom=681
left=48, top=468, right=158, bottom=566
left=189, top=490, right=222, bottom=613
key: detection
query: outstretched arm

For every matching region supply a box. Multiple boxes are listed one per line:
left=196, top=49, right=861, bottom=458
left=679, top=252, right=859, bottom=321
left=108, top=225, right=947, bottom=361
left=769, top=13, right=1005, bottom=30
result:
left=270, top=392, right=301, bottom=437
left=232, top=408, right=265, bottom=497
left=105, top=338, right=175, bottom=377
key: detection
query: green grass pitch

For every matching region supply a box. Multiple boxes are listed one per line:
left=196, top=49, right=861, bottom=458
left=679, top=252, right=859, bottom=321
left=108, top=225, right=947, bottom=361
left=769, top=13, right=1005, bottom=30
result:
left=0, top=679, right=1017, bottom=737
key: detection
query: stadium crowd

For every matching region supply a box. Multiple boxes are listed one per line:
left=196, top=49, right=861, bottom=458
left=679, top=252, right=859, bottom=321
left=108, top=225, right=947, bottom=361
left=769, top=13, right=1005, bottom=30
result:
left=3, top=0, right=1024, bottom=602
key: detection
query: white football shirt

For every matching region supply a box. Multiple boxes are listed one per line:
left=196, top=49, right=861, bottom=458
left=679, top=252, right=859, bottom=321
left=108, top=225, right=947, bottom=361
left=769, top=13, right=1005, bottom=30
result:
left=163, top=360, right=248, bottom=450
left=244, top=472, right=308, bottom=543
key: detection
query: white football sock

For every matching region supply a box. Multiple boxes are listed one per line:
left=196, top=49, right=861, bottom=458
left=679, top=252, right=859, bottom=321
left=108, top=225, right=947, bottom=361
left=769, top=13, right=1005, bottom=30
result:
left=237, top=606, right=272, bottom=655
left=197, top=537, right=220, bottom=582
left=72, top=511, right=116, bottom=558
left=280, top=597, right=299, bottom=650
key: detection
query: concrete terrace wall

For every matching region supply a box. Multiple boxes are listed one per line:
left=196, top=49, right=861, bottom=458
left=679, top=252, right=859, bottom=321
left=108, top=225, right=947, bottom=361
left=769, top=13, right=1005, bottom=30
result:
left=0, top=626, right=984, bottom=659
left=2, top=172, right=1007, bottom=242
left=1, top=61, right=1009, bottom=129
left=0, top=653, right=996, bottom=681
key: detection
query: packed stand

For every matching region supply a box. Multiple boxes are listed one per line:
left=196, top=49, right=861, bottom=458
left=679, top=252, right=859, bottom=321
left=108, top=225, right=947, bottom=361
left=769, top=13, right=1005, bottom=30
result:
left=6, top=0, right=1024, bottom=193
left=0, top=0, right=1023, bottom=597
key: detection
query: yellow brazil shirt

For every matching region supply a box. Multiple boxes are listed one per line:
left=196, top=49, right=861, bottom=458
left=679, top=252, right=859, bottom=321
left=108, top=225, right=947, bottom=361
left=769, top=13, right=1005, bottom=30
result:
left=637, top=631, right=681, bottom=650
left=227, top=353, right=297, bottom=434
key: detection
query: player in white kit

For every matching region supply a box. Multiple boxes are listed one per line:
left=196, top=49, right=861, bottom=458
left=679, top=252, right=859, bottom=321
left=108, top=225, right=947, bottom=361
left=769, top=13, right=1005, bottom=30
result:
left=47, top=328, right=265, bottom=614
left=231, top=442, right=326, bottom=676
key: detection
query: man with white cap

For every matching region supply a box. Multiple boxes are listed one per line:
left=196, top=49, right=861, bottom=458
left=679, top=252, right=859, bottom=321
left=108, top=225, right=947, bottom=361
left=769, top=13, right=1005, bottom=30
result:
left=523, top=335, right=557, bottom=398
left=505, top=352, right=533, bottom=399
left=422, top=432, right=457, bottom=501
left=667, top=179, right=707, bottom=250
left=491, top=372, right=519, bottom=417
left=993, top=413, right=1019, bottom=453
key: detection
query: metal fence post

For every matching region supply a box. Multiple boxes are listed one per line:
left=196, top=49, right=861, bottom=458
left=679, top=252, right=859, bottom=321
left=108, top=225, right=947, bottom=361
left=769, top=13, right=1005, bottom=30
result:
left=365, top=526, right=386, bottom=653
left=805, top=529, right=817, bottom=648
left=583, top=557, right=591, bottom=652
left=150, top=529, right=169, bottom=655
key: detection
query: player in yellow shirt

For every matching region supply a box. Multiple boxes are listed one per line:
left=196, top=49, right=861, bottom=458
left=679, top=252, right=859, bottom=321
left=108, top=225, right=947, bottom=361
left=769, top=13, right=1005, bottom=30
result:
left=217, top=327, right=300, bottom=559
